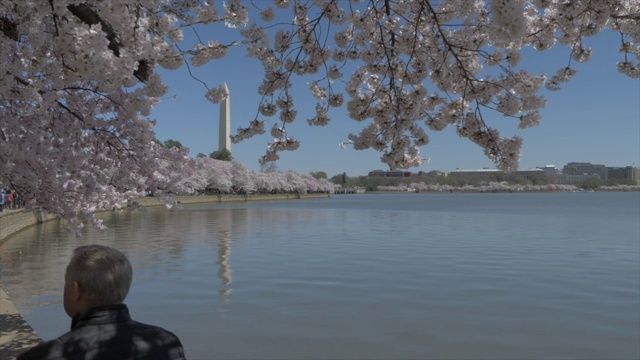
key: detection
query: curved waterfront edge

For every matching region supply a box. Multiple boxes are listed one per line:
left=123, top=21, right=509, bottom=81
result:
left=0, top=289, right=42, bottom=359
left=0, top=193, right=329, bottom=358
left=0, top=193, right=330, bottom=245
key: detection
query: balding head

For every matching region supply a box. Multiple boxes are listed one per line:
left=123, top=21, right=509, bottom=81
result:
left=64, top=245, right=132, bottom=316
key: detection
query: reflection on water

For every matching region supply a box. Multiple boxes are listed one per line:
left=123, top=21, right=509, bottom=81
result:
left=217, top=233, right=232, bottom=296
left=0, top=206, right=252, bottom=338
left=1, top=193, right=639, bottom=360
left=216, top=212, right=233, bottom=296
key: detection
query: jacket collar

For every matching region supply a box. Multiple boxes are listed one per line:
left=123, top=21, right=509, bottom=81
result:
left=71, top=303, right=131, bottom=330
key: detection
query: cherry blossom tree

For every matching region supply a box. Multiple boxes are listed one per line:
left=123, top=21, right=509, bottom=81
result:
left=179, top=157, right=232, bottom=193
left=255, top=170, right=290, bottom=193
left=230, top=160, right=257, bottom=192
left=1, top=0, right=200, bottom=225
left=312, top=176, right=338, bottom=193
left=206, top=157, right=234, bottom=192
left=1, top=0, right=638, bottom=223
left=180, top=158, right=337, bottom=193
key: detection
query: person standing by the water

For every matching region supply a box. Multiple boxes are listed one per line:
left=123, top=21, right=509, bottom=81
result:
left=8, top=190, right=14, bottom=209
left=18, top=245, right=186, bottom=360
left=0, top=188, right=5, bottom=211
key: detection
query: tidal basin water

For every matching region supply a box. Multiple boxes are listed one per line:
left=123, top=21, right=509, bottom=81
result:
left=1, top=193, right=639, bottom=359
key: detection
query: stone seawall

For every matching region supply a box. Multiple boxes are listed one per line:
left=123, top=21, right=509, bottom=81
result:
left=135, top=193, right=329, bottom=207
left=0, top=209, right=57, bottom=246
left=0, top=193, right=330, bottom=244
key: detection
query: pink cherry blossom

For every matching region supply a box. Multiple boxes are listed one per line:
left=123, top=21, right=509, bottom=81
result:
left=1, top=0, right=637, bottom=225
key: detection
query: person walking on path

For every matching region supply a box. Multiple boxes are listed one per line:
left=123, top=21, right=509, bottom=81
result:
left=7, top=190, right=14, bottom=210
left=17, top=245, right=186, bottom=360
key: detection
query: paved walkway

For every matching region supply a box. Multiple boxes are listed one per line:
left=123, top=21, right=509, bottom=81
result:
left=0, top=288, right=41, bottom=359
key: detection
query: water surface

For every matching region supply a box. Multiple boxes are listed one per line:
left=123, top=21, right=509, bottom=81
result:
left=1, top=193, right=638, bottom=359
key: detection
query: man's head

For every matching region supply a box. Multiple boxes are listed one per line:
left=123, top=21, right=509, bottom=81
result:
left=64, top=245, right=133, bottom=317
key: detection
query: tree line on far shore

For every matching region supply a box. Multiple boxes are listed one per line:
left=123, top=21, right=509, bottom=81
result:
left=176, top=157, right=336, bottom=195
left=329, top=172, right=639, bottom=192
left=157, top=138, right=638, bottom=194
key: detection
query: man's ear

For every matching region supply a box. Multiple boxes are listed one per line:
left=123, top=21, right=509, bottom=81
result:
left=72, top=281, right=83, bottom=302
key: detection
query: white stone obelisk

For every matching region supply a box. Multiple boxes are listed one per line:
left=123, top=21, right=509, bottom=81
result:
left=218, top=83, right=231, bottom=152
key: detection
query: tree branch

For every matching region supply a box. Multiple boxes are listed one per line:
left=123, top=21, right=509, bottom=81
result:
left=67, top=3, right=151, bottom=82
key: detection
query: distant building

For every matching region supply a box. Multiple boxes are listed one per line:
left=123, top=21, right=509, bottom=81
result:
left=366, top=163, right=638, bottom=185
left=540, top=165, right=558, bottom=177
left=606, top=166, right=640, bottom=185
left=416, top=170, right=447, bottom=178
left=367, top=170, right=412, bottom=177
left=562, top=162, right=607, bottom=179
left=555, top=173, right=594, bottom=185
left=554, top=162, right=607, bottom=184
left=368, top=170, right=387, bottom=177
left=449, top=168, right=501, bottom=181
left=607, top=166, right=633, bottom=179
left=387, top=170, right=411, bottom=177
left=449, top=167, right=548, bottom=181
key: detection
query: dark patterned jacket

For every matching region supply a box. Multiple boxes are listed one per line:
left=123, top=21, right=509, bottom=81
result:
left=18, top=304, right=186, bottom=360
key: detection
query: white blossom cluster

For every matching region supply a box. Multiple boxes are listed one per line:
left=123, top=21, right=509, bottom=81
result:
left=0, top=0, right=232, bottom=224
left=1, top=0, right=637, bottom=224
left=233, top=0, right=638, bottom=171
left=178, top=158, right=336, bottom=194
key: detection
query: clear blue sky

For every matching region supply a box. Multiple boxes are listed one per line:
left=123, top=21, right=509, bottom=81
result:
left=151, top=28, right=639, bottom=177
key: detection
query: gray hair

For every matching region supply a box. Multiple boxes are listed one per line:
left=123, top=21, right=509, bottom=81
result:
left=65, top=245, right=133, bottom=306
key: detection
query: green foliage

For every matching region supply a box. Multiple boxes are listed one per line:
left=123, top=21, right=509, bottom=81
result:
left=196, top=153, right=207, bottom=158
left=529, top=173, right=551, bottom=185
left=579, top=176, right=633, bottom=189
left=506, top=174, right=529, bottom=185
left=154, top=138, right=183, bottom=149
left=604, top=178, right=635, bottom=186
left=440, top=176, right=468, bottom=187
left=309, top=171, right=328, bottom=179
left=330, top=172, right=357, bottom=187
left=163, top=139, right=183, bottom=149
left=580, top=176, right=604, bottom=189
left=260, top=161, right=278, bottom=173
left=210, top=148, right=233, bottom=161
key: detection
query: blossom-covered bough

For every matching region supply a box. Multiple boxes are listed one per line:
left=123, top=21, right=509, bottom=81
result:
left=233, top=0, right=639, bottom=170
left=1, top=0, right=638, bottom=225
left=0, top=0, right=203, bottom=226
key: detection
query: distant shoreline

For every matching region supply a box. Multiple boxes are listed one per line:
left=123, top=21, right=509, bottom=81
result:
left=367, top=189, right=640, bottom=194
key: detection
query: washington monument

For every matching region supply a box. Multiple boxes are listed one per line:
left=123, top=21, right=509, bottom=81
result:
left=218, top=82, right=231, bottom=152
